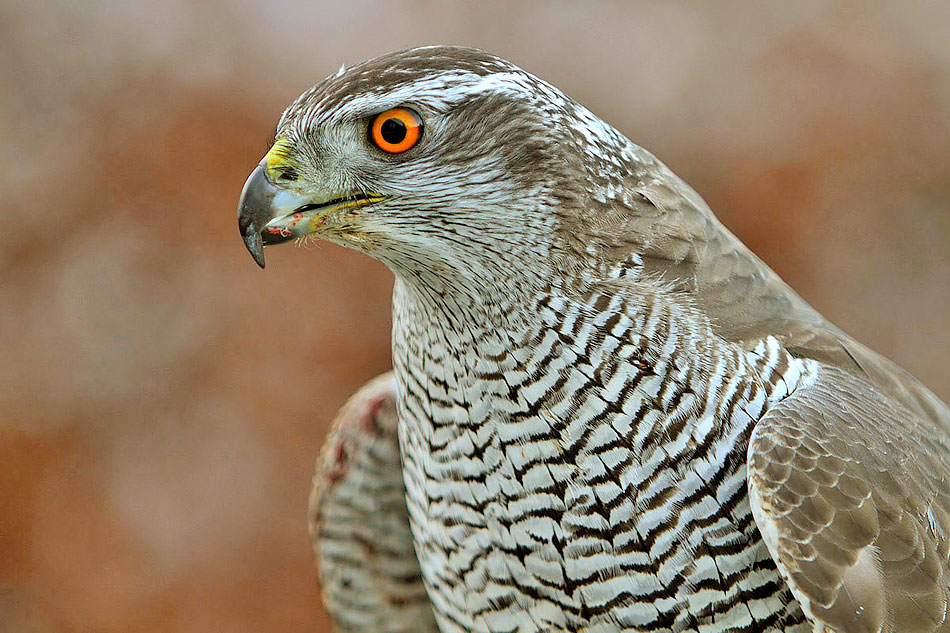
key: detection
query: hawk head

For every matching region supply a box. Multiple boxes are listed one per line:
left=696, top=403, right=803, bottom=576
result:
left=238, top=46, right=676, bottom=294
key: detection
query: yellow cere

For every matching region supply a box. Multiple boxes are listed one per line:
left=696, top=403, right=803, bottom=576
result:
left=263, top=138, right=298, bottom=181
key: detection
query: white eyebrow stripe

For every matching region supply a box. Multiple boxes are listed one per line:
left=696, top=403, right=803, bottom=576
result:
left=328, top=71, right=541, bottom=119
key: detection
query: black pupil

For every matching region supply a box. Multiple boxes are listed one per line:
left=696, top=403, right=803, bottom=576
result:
left=380, top=117, right=407, bottom=145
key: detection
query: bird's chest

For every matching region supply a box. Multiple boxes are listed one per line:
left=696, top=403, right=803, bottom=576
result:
left=390, top=284, right=805, bottom=633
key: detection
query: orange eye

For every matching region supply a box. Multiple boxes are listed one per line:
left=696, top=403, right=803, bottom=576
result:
left=370, top=108, right=422, bottom=153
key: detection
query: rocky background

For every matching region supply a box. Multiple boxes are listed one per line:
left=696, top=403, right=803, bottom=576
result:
left=3, top=1, right=949, bottom=631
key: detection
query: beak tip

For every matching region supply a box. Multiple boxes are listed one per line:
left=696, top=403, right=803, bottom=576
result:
left=242, top=229, right=267, bottom=269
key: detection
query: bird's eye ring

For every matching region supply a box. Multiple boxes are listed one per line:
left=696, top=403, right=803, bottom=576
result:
left=370, top=108, right=422, bottom=154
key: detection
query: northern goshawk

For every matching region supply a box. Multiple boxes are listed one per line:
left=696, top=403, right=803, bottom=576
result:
left=238, top=46, right=950, bottom=633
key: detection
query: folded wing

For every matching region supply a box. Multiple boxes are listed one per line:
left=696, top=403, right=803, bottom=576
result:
left=748, top=365, right=950, bottom=633
left=309, top=372, right=438, bottom=633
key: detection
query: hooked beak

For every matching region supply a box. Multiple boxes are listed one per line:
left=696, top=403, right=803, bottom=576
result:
left=237, top=164, right=276, bottom=268
left=237, top=162, right=384, bottom=269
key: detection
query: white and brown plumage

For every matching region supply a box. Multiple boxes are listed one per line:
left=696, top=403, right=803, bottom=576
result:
left=309, top=372, right=438, bottom=633
left=239, top=46, right=950, bottom=633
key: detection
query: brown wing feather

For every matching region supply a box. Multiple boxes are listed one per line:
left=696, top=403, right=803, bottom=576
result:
left=685, top=216, right=950, bottom=433
left=581, top=161, right=950, bottom=430
left=748, top=365, right=950, bottom=633
left=309, top=372, right=438, bottom=633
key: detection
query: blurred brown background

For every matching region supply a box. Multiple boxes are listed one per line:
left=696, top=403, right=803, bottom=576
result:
left=2, top=1, right=948, bottom=631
